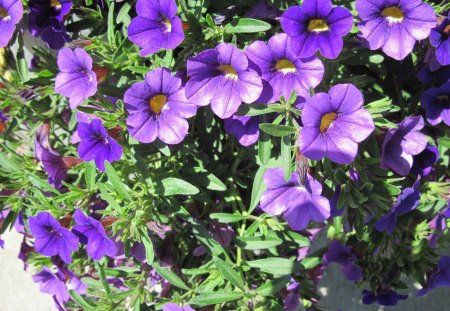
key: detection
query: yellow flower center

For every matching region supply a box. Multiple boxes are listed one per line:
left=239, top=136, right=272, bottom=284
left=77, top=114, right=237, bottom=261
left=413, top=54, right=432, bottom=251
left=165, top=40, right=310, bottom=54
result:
left=218, top=64, right=238, bottom=80
left=275, top=59, right=296, bottom=74
left=320, top=112, right=338, bottom=133
left=149, top=94, right=168, bottom=115
left=307, top=19, right=329, bottom=32
left=0, top=6, right=9, bottom=19
left=164, top=18, right=172, bottom=32
left=382, top=6, right=404, bottom=23
left=50, top=0, right=62, bottom=9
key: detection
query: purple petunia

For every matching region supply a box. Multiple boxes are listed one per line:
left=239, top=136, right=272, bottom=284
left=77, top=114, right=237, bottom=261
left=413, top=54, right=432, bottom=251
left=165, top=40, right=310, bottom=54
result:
left=0, top=0, right=23, bottom=47
left=324, top=240, right=362, bottom=282
left=72, top=209, right=117, bottom=261
left=224, top=115, right=260, bottom=146
left=32, top=267, right=70, bottom=306
left=128, top=0, right=184, bottom=56
left=299, top=84, right=374, bottom=164
left=77, top=119, right=122, bottom=172
left=282, top=279, right=301, bottom=311
left=417, top=256, right=450, bottom=297
left=185, top=43, right=263, bottom=119
left=381, top=116, right=428, bottom=176
left=55, top=48, right=97, bottom=109
left=163, top=303, right=195, bottom=311
left=124, top=67, right=197, bottom=144
left=260, top=168, right=330, bottom=231
left=421, top=81, right=450, bottom=126
left=362, top=289, right=408, bottom=306
left=280, top=0, right=353, bottom=59
left=28, top=212, right=79, bottom=264
left=356, top=0, right=436, bottom=61
left=246, top=33, right=324, bottom=104
left=430, top=13, right=450, bottom=66
left=411, top=145, right=440, bottom=177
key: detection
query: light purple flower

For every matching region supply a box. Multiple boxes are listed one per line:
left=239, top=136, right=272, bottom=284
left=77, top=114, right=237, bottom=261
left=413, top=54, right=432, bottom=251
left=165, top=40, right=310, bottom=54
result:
left=224, top=115, right=260, bottom=146
left=280, top=0, right=353, bottom=59
left=28, top=212, right=79, bottom=264
left=381, top=116, right=428, bottom=176
left=77, top=119, right=122, bottom=172
left=128, top=0, right=184, bottom=56
left=421, top=81, right=450, bottom=126
left=299, top=84, right=374, bottom=164
left=356, top=0, right=436, bottom=60
left=430, top=13, right=450, bottom=66
left=163, top=303, right=195, bottom=311
left=260, top=168, right=330, bottom=231
left=55, top=48, right=97, bottom=109
left=245, top=33, right=324, bottom=104
left=0, top=0, right=23, bottom=47
left=32, top=267, right=70, bottom=305
left=186, top=43, right=263, bottom=119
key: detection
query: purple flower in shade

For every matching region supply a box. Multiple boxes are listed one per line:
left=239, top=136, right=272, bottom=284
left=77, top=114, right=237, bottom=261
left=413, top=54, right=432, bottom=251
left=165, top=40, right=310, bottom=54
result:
left=32, top=267, right=70, bottom=305
left=430, top=13, right=450, bottom=66
left=421, top=82, right=450, bottom=126
left=128, top=0, right=184, bottom=56
left=282, top=279, right=301, bottom=311
left=356, top=0, right=436, bottom=61
left=0, top=0, right=23, bottom=47
left=162, top=303, right=195, bottom=311
left=72, top=209, right=117, bottom=261
left=28, top=212, right=79, bottom=264
left=55, top=48, right=97, bottom=109
left=77, top=119, right=122, bottom=172
left=260, top=168, right=330, bottom=231
left=381, top=116, right=428, bottom=176
left=411, top=145, right=440, bottom=176
left=427, top=203, right=450, bottom=248
left=280, top=0, right=353, bottom=59
left=185, top=43, right=263, bottom=119
left=324, top=240, right=362, bottom=282
left=193, top=221, right=234, bottom=256
left=245, top=0, right=282, bottom=20
left=245, top=33, right=324, bottom=104
left=362, top=289, right=408, bottom=306
left=124, top=67, right=197, bottom=144
left=375, top=179, right=421, bottom=234
left=224, top=115, right=260, bottom=146
left=418, top=256, right=450, bottom=297
left=299, top=84, right=374, bottom=164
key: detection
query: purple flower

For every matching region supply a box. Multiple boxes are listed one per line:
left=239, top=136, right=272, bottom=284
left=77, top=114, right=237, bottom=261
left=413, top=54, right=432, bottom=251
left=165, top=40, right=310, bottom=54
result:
left=55, top=48, right=97, bottom=109
left=193, top=221, right=234, bottom=256
left=362, top=289, right=408, bottom=306
left=224, top=115, right=260, bottom=146
left=71, top=111, right=99, bottom=144
left=282, top=279, right=301, bottom=311
left=245, top=33, right=324, bottom=104
left=280, top=0, right=353, bottom=59
left=72, top=209, right=117, bottom=261
left=163, top=303, right=195, bottom=311
left=0, top=0, right=23, bottom=47
left=186, top=43, right=263, bottom=119
left=421, top=81, right=450, bottom=126
left=324, top=240, right=362, bottom=281
left=430, top=13, right=450, bottom=66
left=375, top=179, right=421, bottom=234
left=356, top=0, right=436, bottom=60
left=260, top=168, right=330, bottom=231
left=299, top=84, right=374, bottom=164
left=124, top=67, right=197, bottom=144
left=418, top=256, right=450, bottom=297
left=246, top=0, right=282, bottom=20
left=77, top=119, right=122, bottom=172
left=381, top=116, right=428, bottom=175
left=28, top=212, right=79, bottom=264
left=411, top=145, right=440, bottom=176
left=128, top=0, right=184, bottom=56
left=32, top=267, right=70, bottom=305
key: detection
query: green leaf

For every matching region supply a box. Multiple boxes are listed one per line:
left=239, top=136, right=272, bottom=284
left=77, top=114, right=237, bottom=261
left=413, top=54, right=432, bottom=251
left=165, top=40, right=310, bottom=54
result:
left=235, top=104, right=274, bottom=117
left=210, top=213, right=245, bottom=223
left=155, top=177, right=199, bottom=196
left=259, top=124, right=297, bottom=137
left=107, top=2, right=115, bottom=46
left=105, top=162, right=131, bottom=201
left=140, top=227, right=155, bottom=264
left=249, top=165, right=267, bottom=213
left=247, top=258, right=301, bottom=275
left=213, top=258, right=245, bottom=290
left=69, top=290, right=96, bottom=309
left=102, top=267, right=139, bottom=278
left=300, top=257, right=321, bottom=269
left=205, top=173, right=227, bottom=191
left=84, top=162, right=96, bottom=191
left=281, top=135, right=291, bottom=180
left=235, top=236, right=283, bottom=250
left=152, top=261, right=189, bottom=290
left=127, top=66, right=149, bottom=74
left=258, top=130, right=271, bottom=165
left=254, top=275, right=291, bottom=296
left=223, top=18, right=271, bottom=34
left=189, top=291, right=243, bottom=306
left=438, top=137, right=450, bottom=149
left=27, top=174, right=60, bottom=195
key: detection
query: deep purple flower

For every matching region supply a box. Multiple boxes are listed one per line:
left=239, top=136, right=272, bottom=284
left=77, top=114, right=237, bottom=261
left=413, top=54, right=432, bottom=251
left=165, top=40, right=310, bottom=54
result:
left=411, top=145, right=440, bottom=176
left=124, top=67, right=197, bottom=144
left=324, top=240, right=362, bottom=281
left=356, top=0, right=436, bottom=60
left=430, top=13, right=450, bottom=66
left=32, top=267, right=70, bottom=305
left=246, top=0, right=281, bottom=20
left=128, top=0, right=184, bottom=56
left=245, top=33, right=324, bottom=104
left=55, top=48, right=97, bottom=109
left=186, top=43, right=263, bottom=119
left=375, top=179, right=421, bottom=234
left=260, top=168, right=330, bottom=231
left=71, top=111, right=99, bottom=144
left=28, top=212, right=79, bottom=264
left=427, top=203, right=450, bottom=248
left=224, top=115, right=260, bottom=146
left=282, top=279, right=301, bottom=311
left=72, top=209, right=117, bottom=261
left=77, top=119, right=122, bottom=172
left=362, top=289, right=408, bottom=306
left=0, top=0, right=23, bottom=47
left=417, top=256, right=450, bottom=297
left=299, top=84, right=374, bottom=164
left=162, top=303, right=195, bottom=311
left=421, top=82, right=450, bottom=126
left=381, top=116, right=428, bottom=175
left=280, top=0, right=353, bottom=59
